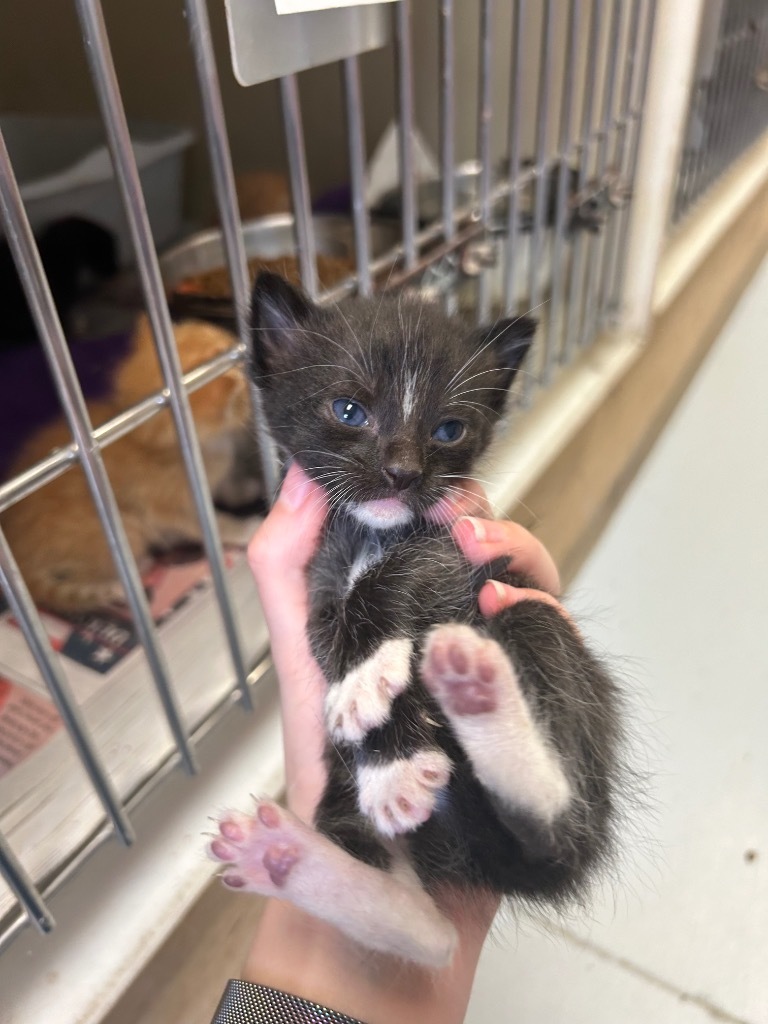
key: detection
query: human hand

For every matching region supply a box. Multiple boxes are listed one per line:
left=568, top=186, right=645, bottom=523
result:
left=247, top=462, right=329, bottom=823
left=244, top=464, right=499, bottom=1021
left=426, top=478, right=570, bottom=621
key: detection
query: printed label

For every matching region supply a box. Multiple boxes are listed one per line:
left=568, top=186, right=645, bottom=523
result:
left=275, top=0, right=396, bottom=14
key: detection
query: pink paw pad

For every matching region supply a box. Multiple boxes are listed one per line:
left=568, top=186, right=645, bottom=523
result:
left=206, top=801, right=304, bottom=896
left=258, top=802, right=280, bottom=829
left=220, top=819, right=245, bottom=842
left=263, top=844, right=300, bottom=887
left=422, top=624, right=507, bottom=716
left=221, top=873, right=247, bottom=889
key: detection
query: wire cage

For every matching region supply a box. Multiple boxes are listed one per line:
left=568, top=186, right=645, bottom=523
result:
left=0, top=0, right=764, bottom=968
left=673, top=0, right=768, bottom=224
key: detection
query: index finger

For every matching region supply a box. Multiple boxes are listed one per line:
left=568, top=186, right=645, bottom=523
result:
left=452, top=516, right=561, bottom=596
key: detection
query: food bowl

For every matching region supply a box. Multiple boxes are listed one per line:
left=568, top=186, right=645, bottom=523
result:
left=161, top=213, right=399, bottom=323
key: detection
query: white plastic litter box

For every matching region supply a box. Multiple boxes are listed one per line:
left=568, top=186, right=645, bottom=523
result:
left=0, top=115, right=194, bottom=264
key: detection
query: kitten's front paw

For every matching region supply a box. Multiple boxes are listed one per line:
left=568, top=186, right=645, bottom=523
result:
left=325, top=638, right=413, bottom=744
left=358, top=750, right=451, bottom=838
left=207, top=801, right=302, bottom=895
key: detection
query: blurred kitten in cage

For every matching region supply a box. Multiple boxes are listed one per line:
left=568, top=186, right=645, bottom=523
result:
left=1, top=315, right=252, bottom=615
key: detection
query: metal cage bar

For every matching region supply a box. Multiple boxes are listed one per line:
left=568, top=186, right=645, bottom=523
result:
left=562, top=0, right=603, bottom=365
left=440, top=0, right=456, bottom=247
left=682, top=3, right=729, bottom=214
left=0, top=830, right=55, bottom=936
left=394, top=0, right=417, bottom=271
left=503, top=0, right=527, bottom=313
left=476, top=0, right=494, bottom=323
left=544, top=0, right=582, bottom=383
left=342, top=56, right=373, bottom=298
left=673, top=0, right=768, bottom=224
left=723, top=3, right=764, bottom=169
left=0, top=523, right=133, bottom=845
left=280, top=74, right=319, bottom=301
left=604, top=0, right=657, bottom=316
left=74, top=0, right=252, bottom=711
left=184, top=0, right=279, bottom=501
left=579, top=0, right=624, bottom=348
left=439, top=0, right=457, bottom=315
left=0, top=123, right=197, bottom=778
left=596, top=0, right=644, bottom=321
left=728, top=5, right=762, bottom=159
left=707, top=7, right=743, bottom=193
left=522, top=0, right=555, bottom=404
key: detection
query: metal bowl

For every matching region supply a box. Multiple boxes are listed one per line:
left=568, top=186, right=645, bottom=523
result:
left=160, top=213, right=398, bottom=323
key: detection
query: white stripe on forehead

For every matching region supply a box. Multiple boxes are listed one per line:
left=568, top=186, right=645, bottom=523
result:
left=403, top=370, right=418, bottom=421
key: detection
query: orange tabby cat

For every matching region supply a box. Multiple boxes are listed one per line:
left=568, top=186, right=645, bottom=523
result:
left=2, top=315, right=251, bottom=614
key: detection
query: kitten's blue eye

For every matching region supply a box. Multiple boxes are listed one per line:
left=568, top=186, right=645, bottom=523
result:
left=432, top=420, right=465, bottom=443
left=332, top=398, right=368, bottom=427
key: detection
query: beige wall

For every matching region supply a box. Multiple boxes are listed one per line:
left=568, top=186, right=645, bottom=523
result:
left=0, top=0, right=395, bottom=222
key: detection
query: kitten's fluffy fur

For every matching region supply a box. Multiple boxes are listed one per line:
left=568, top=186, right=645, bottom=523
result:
left=2, top=316, right=248, bottom=614
left=208, top=274, right=624, bottom=966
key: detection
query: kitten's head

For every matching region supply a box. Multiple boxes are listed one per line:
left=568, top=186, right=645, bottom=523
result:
left=250, top=272, right=534, bottom=529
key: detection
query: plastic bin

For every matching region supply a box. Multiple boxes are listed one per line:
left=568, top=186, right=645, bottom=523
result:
left=1, top=115, right=194, bottom=265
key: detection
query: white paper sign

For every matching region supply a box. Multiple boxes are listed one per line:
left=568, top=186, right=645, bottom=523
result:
left=275, top=0, right=397, bottom=14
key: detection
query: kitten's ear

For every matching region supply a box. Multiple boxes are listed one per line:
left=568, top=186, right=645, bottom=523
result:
left=474, top=315, right=536, bottom=406
left=250, top=271, right=315, bottom=380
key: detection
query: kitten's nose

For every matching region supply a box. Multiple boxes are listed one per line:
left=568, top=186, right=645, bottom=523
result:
left=383, top=465, right=422, bottom=491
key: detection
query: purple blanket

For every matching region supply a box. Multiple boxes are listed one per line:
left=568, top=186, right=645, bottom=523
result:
left=0, top=333, right=132, bottom=482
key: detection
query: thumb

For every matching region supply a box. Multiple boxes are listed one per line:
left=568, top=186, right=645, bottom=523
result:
left=247, top=462, right=328, bottom=594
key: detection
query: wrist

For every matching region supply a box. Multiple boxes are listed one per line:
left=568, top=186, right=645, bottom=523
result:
left=242, top=896, right=491, bottom=1024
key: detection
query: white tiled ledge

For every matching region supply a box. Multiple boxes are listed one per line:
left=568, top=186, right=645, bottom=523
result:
left=0, top=675, right=284, bottom=1024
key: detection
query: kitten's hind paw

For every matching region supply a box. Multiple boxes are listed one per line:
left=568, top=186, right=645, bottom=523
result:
left=421, top=624, right=572, bottom=823
left=325, top=638, right=413, bottom=744
left=421, top=623, right=504, bottom=716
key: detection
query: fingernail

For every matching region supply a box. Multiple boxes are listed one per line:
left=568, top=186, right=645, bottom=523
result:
left=280, top=466, right=313, bottom=510
left=459, top=516, right=508, bottom=544
left=458, top=516, right=486, bottom=542
left=488, top=579, right=507, bottom=603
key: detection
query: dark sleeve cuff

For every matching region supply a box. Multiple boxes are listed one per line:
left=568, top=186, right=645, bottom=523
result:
left=211, top=979, right=369, bottom=1024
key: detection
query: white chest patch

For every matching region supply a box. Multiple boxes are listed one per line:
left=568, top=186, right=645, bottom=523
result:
left=350, top=500, right=413, bottom=531
left=346, top=549, right=379, bottom=593
left=345, top=535, right=385, bottom=594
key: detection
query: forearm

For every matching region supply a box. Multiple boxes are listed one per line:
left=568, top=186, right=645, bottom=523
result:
left=241, top=894, right=492, bottom=1024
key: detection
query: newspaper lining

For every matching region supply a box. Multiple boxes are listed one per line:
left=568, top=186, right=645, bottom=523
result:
left=0, top=525, right=270, bottom=923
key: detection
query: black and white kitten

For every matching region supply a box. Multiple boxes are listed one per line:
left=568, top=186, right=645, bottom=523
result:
left=208, top=273, right=623, bottom=967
